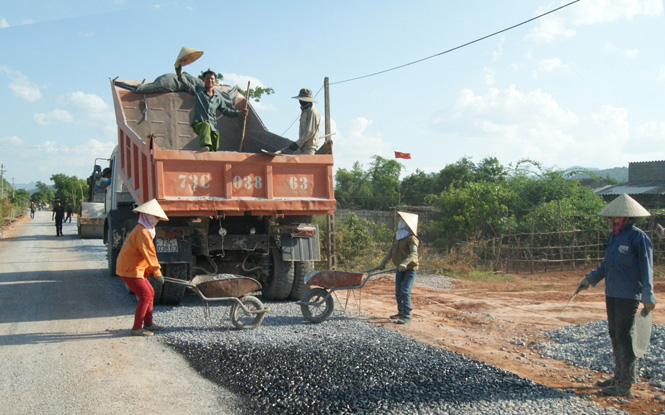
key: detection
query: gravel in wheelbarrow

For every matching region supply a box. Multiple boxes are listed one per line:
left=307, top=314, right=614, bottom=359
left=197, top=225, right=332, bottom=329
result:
left=191, top=274, right=262, bottom=299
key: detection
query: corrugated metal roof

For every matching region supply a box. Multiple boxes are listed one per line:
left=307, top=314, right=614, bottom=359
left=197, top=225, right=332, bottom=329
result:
left=595, top=181, right=665, bottom=196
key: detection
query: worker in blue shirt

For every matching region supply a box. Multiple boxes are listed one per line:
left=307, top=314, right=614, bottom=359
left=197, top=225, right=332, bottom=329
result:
left=578, top=193, right=656, bottom=397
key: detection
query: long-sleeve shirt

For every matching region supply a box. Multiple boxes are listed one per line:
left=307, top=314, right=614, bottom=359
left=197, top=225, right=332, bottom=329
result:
left=586, top=223, right=656, bottom=304
left=381, top=235, right=419, bottom=270
left=116, top=225, right=162, bottom=279
left=295, top=104, right=320, bottom=154
left=179, top=74, right=239, bottom=133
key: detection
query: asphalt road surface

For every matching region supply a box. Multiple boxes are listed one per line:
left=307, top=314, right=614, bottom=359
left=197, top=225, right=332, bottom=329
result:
left=0, top=212, right=241, bottom=415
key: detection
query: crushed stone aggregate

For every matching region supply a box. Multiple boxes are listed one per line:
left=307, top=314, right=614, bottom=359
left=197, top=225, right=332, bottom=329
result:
left=153, top=295, right=625, bottom=415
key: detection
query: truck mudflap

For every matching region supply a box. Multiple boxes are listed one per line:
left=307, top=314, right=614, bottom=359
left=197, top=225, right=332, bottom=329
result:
left=279, top=225, right=321, bottom=262
left=155, top=229, right=193, bottom=264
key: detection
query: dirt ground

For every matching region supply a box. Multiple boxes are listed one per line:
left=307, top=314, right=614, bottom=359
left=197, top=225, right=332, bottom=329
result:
left=351, top=270, right=665, bottom=415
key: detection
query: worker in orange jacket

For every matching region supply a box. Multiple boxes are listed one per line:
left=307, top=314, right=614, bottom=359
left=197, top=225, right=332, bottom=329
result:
left=116, top=199, right=169, bottom=336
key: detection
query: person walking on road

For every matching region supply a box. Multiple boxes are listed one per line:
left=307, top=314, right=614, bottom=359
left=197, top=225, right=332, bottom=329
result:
left=52, top=199, right=65, bottom=236
left=65, top=204, right=73, bottom=223
left=175, top=66, right=247, bottom=152
left=289, top=88, right=321, bottom=155
left=30, top=202, right=36, bottom=219
left=116, top=199, right=169, bottom=337
left=578, top=193, right=657, bottom=397
left=379, top=211, right=420, bottom=325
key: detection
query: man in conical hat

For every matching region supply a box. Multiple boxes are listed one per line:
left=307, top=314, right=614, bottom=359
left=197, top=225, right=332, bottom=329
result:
left=116, top=199, right=169, bottom=336
left=288, top=88, right=321, bottom=155
left=379, top=211, right=419, bottom=324
left=577, top=194, right=656, bottom=396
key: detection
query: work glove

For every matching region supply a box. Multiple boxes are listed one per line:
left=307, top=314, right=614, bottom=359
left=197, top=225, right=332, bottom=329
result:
left=154, top=275, right=165, bottom=285
left=643, top=303, right=656, bottom=315
left=288, top=142, right=299, bottom=151
left=577, top=277, right=591, bottom=291
left=398, top=263, right=408, bottom=272
left=240, top=108, right=249, bottom=117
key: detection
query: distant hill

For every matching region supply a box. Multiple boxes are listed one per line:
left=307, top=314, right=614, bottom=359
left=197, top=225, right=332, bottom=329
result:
left=566, top=166, right=628, bottom=183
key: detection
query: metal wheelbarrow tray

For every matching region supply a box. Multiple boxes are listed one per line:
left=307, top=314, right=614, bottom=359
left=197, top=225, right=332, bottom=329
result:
left=163, top=274, right=269, bottom=330
left=296, top=267, right=397, bottom=323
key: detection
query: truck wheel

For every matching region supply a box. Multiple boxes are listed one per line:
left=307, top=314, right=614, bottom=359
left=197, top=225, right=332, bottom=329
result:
left=230, top=296, right=265, bottom=330
left=289, top=261, right=314, bottom=300
left=106, top=227, right=120, bottom=277
left=262, top=249, right=294, bottom=301
left=160, top=263, right=188, bottom=305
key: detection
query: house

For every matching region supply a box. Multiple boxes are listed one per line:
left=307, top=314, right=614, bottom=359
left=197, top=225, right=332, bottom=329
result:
left=595, top=161, right=665, bottom=209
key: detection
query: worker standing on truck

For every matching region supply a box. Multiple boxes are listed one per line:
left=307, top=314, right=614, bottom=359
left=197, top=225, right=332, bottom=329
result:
left=116, top=199, right=169, bottom=337
left=52, top=199, right=65, bottom=236
left=289, top=88, right=321, bottom=155
left=175, top=66, right=248, bottom=152
left=379, top=211, right=419, bottom=325
left=577, top=194, right=656, bottom=397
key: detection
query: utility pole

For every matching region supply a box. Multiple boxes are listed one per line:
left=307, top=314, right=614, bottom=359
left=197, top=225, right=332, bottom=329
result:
left=12, top=177, right=15, bottom=199
left=324, top=77, right=337, bottom=270
left=0, top=164, right=6, bottom=200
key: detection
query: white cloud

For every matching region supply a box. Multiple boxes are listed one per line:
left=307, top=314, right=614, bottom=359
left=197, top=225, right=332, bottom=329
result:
left=0, top=65, right=42, bottom=102
left=525, top=0, right=663, bottom=43
left=67, top=91, right=116, bottom=138
left=492, top=36, right=505, bottom=61
left=20, top=19, right=34, bottom=25
left=604, top=43, right=639, bottom=58
left=658, top=66, right=665, bottom=85
left=532, top=58, right=572, bottom=78
left=221, top=73, right=268, bottom=89
left=483, top=67, right=496, bottom=86
left=34, top=109, right=74, bottom=125
left=0, top=136, right=22, bottom=147
left=632, top=121, right=665, bottom=153
left=333, top=117, right=393, bottom=171
left=0, top=17, right=8, bottom=28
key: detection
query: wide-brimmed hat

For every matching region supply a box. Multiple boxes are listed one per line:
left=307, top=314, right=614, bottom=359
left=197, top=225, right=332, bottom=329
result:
left=397, top=211, right=418, bottom=236
left=292, top=88, right=317, bottom=103
left=598, top=193, right=650, bottom=218
left=133, top=199, right=169, bottom=221
left=175, top=46, right=203, bottom=67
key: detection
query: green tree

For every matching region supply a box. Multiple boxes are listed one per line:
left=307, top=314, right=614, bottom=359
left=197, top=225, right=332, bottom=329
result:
left=31, top=181, right=55, bottom=205
left=50, top=174, right=88, bottom=207
left=197, top=71, right=274, bottom=102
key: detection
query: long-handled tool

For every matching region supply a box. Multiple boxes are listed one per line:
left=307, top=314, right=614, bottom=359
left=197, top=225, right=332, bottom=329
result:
left=557, top=286, right=582, bottom=317
left=238, top=81, right=251, bottom=152
left=261, top=132, right=336, bottom=156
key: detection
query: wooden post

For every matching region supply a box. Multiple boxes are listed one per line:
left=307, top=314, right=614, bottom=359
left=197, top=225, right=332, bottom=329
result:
left=557, top=200, right=564, bottom=271
left=238, top=81, right=251, bottom=152
left=324, top=77, right=336, bottom=270
left=529, top=219, right=535, bottom=274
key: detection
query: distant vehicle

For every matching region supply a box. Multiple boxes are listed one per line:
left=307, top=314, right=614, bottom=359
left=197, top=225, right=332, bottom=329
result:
left=78, top=159, right=109, bottom=239
left=105, top=79, right=335, bottom=304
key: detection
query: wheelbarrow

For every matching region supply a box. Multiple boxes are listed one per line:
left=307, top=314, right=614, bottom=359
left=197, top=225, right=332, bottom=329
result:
left=163, top=274, right=269, bottom=330
left=297, top=267, right=397, bottom=323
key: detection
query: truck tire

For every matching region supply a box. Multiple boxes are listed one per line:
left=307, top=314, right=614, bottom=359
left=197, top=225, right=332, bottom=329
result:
left=289, top=261, right=314, bottom=300
left=106, top=227, right=120, bottom=277
left=160, top=263, right=188, bottom=305
left=262, top=249, right=294, bottom=301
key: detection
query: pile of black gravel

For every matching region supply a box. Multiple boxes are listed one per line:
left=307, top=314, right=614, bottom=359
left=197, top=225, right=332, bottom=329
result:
left=156, top=300, right=622, bottom=415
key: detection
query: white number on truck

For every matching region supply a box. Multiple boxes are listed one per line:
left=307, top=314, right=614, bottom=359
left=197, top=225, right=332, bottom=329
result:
left=179, top=174, right=211, bottom=190
left=233, top=175, right=263, bottom=190
left=289, top=176, right=308, bottom=190
left=155, top=238, right=178, bottom=253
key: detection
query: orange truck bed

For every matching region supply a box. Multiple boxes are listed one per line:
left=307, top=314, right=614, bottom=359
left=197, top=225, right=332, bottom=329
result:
left=111, top=80, right=335, bottom=218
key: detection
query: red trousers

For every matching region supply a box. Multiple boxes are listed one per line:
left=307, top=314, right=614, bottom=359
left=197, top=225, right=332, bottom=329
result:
left=120, top=277, right=154, bottom=330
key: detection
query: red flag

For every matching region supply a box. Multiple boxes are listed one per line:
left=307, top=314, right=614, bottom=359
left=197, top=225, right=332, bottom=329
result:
left=394, top=151, right=411, bottom=160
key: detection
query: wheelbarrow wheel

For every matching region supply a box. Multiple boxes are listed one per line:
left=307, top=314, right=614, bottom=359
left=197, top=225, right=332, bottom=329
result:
left=300, top=288, right=334, bottom=323
left=230, top=295, right=265, bottom=330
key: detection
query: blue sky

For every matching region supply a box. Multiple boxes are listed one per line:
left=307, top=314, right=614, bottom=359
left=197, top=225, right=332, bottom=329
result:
left=1, top=0, right=664, bottom=186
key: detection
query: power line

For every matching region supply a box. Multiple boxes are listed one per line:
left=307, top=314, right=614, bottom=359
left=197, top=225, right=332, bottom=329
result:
left=330, top=0, right=581, bottom=85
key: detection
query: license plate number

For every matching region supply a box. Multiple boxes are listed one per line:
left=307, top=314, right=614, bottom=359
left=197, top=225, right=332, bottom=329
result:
left=155, top=238, right=178, bottom=253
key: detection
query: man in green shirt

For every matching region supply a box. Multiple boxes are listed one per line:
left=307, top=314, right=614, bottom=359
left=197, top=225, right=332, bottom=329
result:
left=176, top=67, right=247, bottom=152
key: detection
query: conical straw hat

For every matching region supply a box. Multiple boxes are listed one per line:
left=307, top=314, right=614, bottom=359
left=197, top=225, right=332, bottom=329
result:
left=397, top=211, right=418, bottom=236
left=175, top=47, right=203, bottom=67
left=598, top=193, right=650, bottom=217
left=133, top=199, right=169, bottom=221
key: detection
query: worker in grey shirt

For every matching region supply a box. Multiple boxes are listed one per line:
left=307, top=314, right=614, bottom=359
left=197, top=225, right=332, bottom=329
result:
left=176, top=66, right=247, bottom=152
left=288, top=88, right=320, bottom=155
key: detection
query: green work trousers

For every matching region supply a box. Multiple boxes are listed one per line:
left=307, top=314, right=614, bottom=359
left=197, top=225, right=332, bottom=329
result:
left=193, top=121, right=220, bottom=151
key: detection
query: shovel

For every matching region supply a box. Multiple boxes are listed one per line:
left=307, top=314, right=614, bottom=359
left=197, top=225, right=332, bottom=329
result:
left=261, top=133, right=335, bottom=156
left=557, top=286, right=583, bottom=317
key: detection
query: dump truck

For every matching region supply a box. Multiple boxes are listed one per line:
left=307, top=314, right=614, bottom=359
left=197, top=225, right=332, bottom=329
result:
left=78, top=159, right=109, bottom=239
left=105, top=79, right=335, bottom=304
